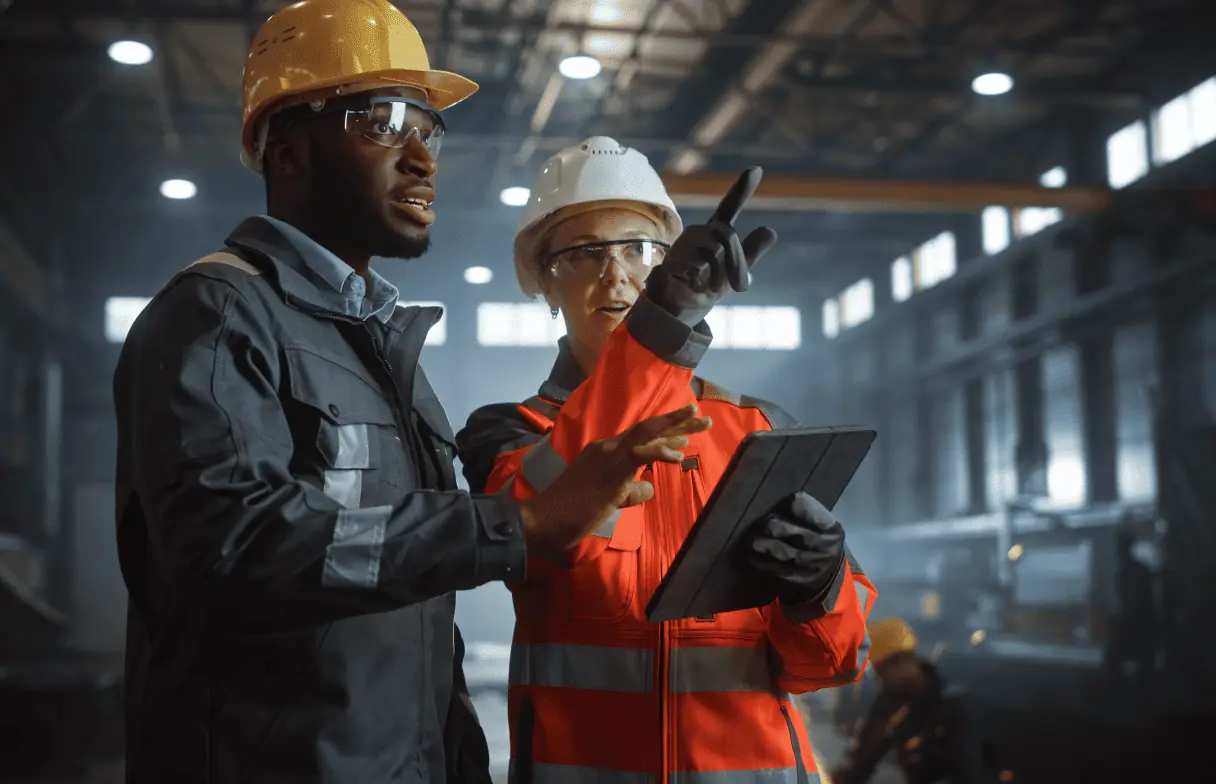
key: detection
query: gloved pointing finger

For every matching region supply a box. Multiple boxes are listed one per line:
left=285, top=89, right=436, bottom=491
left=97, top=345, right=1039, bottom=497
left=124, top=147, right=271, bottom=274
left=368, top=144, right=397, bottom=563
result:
left=708, top=166, right=764, bottom=226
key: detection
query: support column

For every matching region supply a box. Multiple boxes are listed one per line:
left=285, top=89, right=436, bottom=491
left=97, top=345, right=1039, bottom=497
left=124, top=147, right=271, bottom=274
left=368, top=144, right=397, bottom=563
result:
left=1011, top=255, right=1047, bottom=497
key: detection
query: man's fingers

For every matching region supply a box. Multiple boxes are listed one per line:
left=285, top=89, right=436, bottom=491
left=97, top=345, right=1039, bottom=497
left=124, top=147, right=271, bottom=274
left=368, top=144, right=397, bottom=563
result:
left=708, top=167, right=763, bottom=226
left=631, top=440, right=685, bottom=466
left=620, top=480, right=655, bottom=507
left=741, top=226, right=777, bottom=270
left=723, top=230, right=750, bottom=292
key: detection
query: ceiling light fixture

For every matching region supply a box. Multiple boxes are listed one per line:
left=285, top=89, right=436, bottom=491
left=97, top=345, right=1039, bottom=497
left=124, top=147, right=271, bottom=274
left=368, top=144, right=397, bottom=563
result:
left=971, top=71, right=1013, bottom=96
left=159, top=179, right=197, bottom=200
left=464, top=266, right=493, bottom=285
left=499, top=186, right=530, bottom=207
left=559, top=55, right=602, bottom=80
left=108, top=40, right=154, bottom=65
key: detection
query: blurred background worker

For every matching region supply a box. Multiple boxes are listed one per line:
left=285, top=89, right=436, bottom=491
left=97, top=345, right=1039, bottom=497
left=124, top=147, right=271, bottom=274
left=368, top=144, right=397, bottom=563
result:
left=832, top=618, right=981, bottom=784
left=456, top=137, right=877, bottom=783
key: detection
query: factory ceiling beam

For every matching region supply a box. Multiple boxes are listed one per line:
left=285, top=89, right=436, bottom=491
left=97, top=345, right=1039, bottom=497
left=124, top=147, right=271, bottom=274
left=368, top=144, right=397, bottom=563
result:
left=661, top=173, right=1115, bottom=213
left=783, top=74, right=1145, bottom=110
left=5, top=2, right=1131, bottom=58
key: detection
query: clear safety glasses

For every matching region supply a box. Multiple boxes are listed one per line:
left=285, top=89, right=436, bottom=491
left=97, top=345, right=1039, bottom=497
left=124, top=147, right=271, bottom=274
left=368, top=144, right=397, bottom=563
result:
left=273, top=96, right=445, bottom=159
left=345, top=97, right=445, bottom=159
left=547, top=239, right=670, bottom=282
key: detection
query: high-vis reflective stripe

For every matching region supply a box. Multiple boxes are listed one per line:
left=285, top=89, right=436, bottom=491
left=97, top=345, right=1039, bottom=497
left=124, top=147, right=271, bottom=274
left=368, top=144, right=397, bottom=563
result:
left=510, top=763, right=817, bottom=784
left=851, top=578, right=873, bottom=673
left=510, top=762, right=651, bottom=784
left=669, top=646, right=778, bottom=694
left=510, top=643, right=780, bottom=694
left=510, top=643, right=655, bottom=693
left=321, top=423, right=372, bottom=509
left=321, top=505, right=391, bottom=588
left=672, top=769, right=818, bottom=784
left=520, top=434, right=566, bottom=491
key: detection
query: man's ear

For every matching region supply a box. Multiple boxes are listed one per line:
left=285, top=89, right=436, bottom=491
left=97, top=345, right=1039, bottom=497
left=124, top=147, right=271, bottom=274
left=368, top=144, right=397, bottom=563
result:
left=263, top=134, right=305, bottom=178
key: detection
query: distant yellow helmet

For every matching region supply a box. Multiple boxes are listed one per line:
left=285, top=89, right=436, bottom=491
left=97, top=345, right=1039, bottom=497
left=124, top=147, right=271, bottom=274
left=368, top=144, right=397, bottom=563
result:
left=240, top=0, right=479, bottom=171
left=868, top=617, right=917, bottom=665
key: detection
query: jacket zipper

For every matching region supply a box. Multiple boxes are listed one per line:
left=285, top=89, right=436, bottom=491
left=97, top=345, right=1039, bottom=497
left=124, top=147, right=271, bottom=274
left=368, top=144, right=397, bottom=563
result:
left=655, top=462, right=690, bottom=783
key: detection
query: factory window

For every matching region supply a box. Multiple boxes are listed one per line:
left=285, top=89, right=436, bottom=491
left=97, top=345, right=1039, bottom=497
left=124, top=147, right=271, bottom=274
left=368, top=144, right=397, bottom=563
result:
left=1106, top=120, right=1149, bottom=189
left=704, top=306, right=802, bottom=350
left=476, top=302, right=566, bottom=347
left=912, top=231, right=957, bottom=291
left=104, top=296, right=152, bottom=343
left=822, top=299, right=840, bottom=339
left=1014, top=166, right=1067, bottom=238
left=839, top=278, right=874, bottom=330
left=890, top=256, right=913, bottom=302
left=1192, top=77, right=1216, bottom=148
left=1152, top=77, right=1216, bottom=165
left=398, top=301, right=447, bottom=346
left=981, top=207, right=1010, bottom=255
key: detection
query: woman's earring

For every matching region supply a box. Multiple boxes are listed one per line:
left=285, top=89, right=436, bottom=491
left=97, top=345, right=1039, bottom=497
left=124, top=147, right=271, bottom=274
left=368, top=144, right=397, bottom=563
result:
left=550, top=307, right=559, bottom=320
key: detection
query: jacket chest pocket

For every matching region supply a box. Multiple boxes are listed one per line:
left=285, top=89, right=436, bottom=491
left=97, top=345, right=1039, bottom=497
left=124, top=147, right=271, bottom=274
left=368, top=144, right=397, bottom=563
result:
left=284, top=347, right=404, bottom=509
left=555, top=506, right=643, bottom=623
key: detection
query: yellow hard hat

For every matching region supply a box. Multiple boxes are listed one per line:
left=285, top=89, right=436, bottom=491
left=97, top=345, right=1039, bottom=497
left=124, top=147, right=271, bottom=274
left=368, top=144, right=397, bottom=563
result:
left=240, top=0, right=479, bottom=169
left=868, top=617, right=917, bottom=665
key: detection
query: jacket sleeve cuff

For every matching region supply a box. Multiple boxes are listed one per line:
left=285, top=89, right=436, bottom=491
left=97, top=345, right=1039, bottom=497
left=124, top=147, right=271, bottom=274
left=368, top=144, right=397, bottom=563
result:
left=625, top=295, right=712, bottom=370
left=780, top=551, right=847, bottom=624
left=471, top=494, right=528, bottom=584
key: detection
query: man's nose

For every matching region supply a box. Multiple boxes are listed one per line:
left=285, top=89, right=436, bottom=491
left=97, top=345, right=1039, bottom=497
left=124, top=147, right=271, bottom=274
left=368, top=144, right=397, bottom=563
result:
left=399, top=135, right=438, bottom=178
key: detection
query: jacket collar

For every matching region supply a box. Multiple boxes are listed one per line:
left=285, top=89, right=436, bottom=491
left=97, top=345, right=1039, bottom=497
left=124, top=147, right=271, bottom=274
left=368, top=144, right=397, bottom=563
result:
left=538, top=337, right=588, bottom=403
left=224, top=215, right=344, bottom=317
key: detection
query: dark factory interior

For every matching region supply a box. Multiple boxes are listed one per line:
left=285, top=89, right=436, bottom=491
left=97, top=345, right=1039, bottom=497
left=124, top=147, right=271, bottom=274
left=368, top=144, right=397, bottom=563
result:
left=1, top=0, right=1215, bottom=782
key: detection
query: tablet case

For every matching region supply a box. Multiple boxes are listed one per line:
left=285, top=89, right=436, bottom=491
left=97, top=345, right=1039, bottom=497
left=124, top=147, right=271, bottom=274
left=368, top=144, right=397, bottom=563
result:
left=645, top=426, right=876, bottom=623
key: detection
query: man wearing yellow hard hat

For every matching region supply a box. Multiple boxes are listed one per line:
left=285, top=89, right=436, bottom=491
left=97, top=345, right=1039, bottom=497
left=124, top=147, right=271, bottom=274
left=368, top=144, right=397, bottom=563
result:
left=112, top=2, right=707, bottom=782
left=831, top=618, right=983, bottom=784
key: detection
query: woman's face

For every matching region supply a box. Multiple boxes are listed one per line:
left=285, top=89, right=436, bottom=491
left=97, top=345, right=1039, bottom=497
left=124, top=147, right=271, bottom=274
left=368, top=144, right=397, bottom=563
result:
left=540, top=206, right=667, bottom=363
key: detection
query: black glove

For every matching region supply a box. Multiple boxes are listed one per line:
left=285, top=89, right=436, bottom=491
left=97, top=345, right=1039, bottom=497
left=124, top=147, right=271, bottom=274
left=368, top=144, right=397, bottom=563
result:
left=747, top=491, right=847, bottom=621
left=644, top=167, right=778, bottom=327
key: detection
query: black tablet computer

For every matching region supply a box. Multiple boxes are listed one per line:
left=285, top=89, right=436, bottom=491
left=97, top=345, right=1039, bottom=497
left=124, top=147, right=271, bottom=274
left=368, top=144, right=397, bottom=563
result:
left=645, top=426, right=876, bottom=623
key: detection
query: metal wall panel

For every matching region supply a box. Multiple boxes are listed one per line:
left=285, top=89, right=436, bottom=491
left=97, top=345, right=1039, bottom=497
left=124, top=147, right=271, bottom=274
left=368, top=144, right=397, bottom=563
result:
left=1113, top=320, right=1159, bottom=501
left=886, top=396, right=922, bottom=523
left=928, top=304, right=960, bottom=355
left=1042, top=345, right=1088, bottom=507
left=1038, top=247, right=1075, bottom=313
left=72, top=481, right=127, bottom=653
left=978, top=271, right=1012, bottom=335
left=983, top=368, right=1018, bottom=509
left=930, top=386, right=969, bottom=517
left=885, top=320, right=917, bottom=371
left=1202, top=297, right=1216, bottom=418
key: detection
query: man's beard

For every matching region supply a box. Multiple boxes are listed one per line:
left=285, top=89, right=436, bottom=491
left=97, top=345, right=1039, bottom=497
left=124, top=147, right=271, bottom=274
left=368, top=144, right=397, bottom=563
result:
left=310, top=148, right=431, bottom=260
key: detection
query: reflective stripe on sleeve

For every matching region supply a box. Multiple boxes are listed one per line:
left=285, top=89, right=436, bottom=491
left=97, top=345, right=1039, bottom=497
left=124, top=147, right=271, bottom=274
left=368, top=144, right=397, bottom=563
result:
left=321, top=505, right=391, bottom=588
left=520, top=434, right=567, bottom=492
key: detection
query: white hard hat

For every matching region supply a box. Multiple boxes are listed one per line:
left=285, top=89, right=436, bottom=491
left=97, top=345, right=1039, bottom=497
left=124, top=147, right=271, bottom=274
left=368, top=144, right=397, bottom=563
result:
left=513, top=136, right=682, bottom=299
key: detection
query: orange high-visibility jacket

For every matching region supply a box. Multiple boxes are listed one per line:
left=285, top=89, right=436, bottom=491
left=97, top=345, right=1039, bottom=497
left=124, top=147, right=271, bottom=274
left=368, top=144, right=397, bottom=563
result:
left=457, top=298, right=876, bottom=784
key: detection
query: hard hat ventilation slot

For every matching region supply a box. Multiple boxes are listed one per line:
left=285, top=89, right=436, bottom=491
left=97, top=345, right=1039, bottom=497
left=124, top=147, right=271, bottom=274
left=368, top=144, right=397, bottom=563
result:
left=581, top=136, right=627, bottom=156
